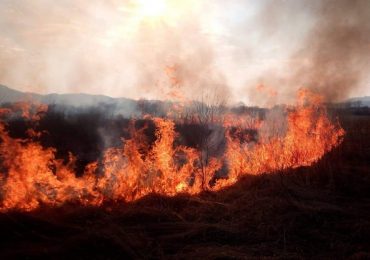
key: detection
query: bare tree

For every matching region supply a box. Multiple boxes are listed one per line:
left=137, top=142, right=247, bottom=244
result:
left=193, top=85, right=229, bottom=190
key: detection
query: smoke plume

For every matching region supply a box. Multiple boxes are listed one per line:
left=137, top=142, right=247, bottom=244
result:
left=250, top=0, right=370, bottom=104
left=0, top=0, right=369, bottom=104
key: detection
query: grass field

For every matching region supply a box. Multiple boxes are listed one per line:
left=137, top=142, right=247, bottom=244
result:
left=0, top=110, right=369, bottom=259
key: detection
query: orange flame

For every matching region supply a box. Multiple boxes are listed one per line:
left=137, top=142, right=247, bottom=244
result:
left=0, top=90, right=344, bottom=211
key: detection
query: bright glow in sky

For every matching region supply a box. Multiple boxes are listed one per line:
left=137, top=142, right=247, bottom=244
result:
left=136, top=0, right=167, bottom=18
left=0, top=0, right=368, bottom=104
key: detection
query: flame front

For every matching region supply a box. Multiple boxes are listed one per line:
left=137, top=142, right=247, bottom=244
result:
left=0, top=90, right=344, bottom=211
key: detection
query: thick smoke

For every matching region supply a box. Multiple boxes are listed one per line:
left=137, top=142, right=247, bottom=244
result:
left=0, top=0, right=369, bottom=105
left=292, top=0, right=370, bottom=101
left=130, top=8, right=230, bottom=104
left=0, top=0, right=230, bottom=105
left=249, top=0, right=370, bottom=104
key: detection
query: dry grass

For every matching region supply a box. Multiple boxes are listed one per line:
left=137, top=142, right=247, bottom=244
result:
left=0, top=112, right=369, bottom=259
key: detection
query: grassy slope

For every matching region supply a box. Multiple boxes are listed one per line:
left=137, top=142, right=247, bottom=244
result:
left=0, top=112, right=369, bottom=259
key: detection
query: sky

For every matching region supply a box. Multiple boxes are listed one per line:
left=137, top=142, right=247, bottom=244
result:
left=0, top=0, right=369, bottom=105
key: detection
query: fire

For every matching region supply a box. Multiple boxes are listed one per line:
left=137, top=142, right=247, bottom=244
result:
left=0, top=91, right=344, bottom=211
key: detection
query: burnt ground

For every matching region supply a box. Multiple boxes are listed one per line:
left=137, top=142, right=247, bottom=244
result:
left=0, top=109, right=369, bottom=259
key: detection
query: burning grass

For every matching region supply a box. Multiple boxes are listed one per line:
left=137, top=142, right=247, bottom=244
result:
left=0, top=90, right=344, bottom=211
left=0, top=104, right=368, bottom=258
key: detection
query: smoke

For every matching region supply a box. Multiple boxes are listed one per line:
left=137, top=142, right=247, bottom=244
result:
left=249, top=0, right=370, bottom=104
left=0, top=0, right=369, bottom=105
left=130, top=7, right=230, bottom=104
left=0, top=0, right=230, bottom=104
left=292, top=0, right=370, bottom=101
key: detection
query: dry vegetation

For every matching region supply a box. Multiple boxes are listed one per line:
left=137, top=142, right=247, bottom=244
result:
left=0, top=108, right=369, bottom=259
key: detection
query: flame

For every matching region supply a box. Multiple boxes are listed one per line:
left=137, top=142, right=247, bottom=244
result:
left=0, top=90, right=344, bottom=211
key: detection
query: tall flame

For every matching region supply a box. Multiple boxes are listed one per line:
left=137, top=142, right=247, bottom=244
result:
left=0, top=90, right=344, bottom=211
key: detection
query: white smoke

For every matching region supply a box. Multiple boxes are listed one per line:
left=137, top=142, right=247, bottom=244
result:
left=0, top=0, right=369, bottom=105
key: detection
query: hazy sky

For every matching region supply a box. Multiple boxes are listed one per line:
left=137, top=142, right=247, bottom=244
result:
left=0, top=0, right=369, bottom=104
